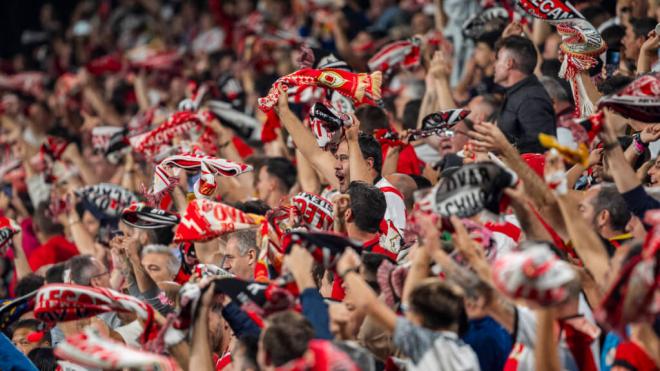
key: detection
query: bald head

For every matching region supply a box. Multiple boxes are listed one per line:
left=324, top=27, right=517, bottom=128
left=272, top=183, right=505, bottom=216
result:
left=385, top=174, right=418, bottom=211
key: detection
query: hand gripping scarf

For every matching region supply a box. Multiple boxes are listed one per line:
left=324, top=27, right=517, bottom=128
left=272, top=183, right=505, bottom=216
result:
left=193, top=264, right=234, bottom=279
left=174, top=199, right=264, bottom=242
left=34, top=283, right=156, bottom=343
left=291, top=192, right=334, bottom=232
left=75, top=183, right=138, bottom=220
left=367, top=36, right=422, bottom=75
left=121, top=202, right=180, bottom=229
left=598, top=72, right=660, bottom=123
left=257, top=68, right=382, bottom=113
left=152, top=153, right=252, bottom=200
left=0, top=291, right=36, bottom=331
left=377, top=260, right=409, bottom=308
left=420, top=162, right=517, bottom=218
left=0, top=216, right=20, bottom=250
left=281, top=231, right=362, bottom=270
left=596, top=210, right=660, bottom=335
left=517, top=0, right=606, bottom=117
left=130, top=111, right=216, bottom=157
left=309, top=102, right=352, bottom=149
left=55, top=327, right=179, bottom=371
left=492, top=243, right=580, bottom=305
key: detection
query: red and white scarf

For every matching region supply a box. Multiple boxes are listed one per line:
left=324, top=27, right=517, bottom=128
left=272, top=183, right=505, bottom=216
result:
left=34, top=284, right=156, bottom=343
left=174, top=199, right=264, bottom=242
left=152, top=153, right=252, bottom=200
left=0, top=217, right=20, bottom=251
left=258, top=68, right=382, bottom=113
left=517, top=0, right=606, bottom=117
left=367, top=36, right=422, bottom=75
left=55, top=327, right=180, bottom=371
left=130, top=111, right=216, bottom=157
left=598, top=72, right=660, bottom=123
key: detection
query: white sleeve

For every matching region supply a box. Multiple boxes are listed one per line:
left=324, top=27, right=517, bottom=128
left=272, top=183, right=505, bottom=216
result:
left=514, top=306, right=538, bottom=349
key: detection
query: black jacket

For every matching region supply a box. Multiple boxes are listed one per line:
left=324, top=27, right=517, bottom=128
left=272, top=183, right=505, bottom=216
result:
left=498, top=75, right=556, bottom=154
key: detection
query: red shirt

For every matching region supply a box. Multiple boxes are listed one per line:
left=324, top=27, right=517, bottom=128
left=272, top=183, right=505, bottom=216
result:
left=28, top=235, right=79, bottom=272
left=381, top=144, right=425, bottom=175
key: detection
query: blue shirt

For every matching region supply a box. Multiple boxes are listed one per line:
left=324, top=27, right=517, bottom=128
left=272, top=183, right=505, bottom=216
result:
left=462, top=316, right=513, bottom=371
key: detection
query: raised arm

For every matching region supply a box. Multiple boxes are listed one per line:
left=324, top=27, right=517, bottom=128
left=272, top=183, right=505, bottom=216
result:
left=276, top=88, right=338, bottom=189
left=337, top=248, right=398, bottom=333
left=345, top=116, right=372, bottom=184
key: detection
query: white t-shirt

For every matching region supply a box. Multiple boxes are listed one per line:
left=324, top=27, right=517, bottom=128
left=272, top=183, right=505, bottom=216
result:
left=375, top=177, right=406, bottom=235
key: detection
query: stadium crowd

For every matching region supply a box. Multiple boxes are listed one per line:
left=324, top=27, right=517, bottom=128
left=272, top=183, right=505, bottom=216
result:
left=0, top=0, right=659, bottom=370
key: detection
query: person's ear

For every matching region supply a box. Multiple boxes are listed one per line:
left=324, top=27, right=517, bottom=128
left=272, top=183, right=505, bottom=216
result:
left=248, top=249, right=257, bottom=265
left=366, top=157, right=374, bottom=170
left=345, top=208, right=354, bottom=223
left=138, top=230, right=149, bottom=245
left=598, top=210, right=610, bottom=228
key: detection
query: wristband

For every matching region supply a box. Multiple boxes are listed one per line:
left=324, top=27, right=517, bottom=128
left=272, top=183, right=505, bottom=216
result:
left=339, top=267, right=359, bottom=279
left=633, top=133, right=648, bottom=154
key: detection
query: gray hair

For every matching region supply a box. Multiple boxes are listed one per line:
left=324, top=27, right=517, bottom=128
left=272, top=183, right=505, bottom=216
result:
left=141, top=244, right=181, bottom=275
left=68, top=255, right=100, bottom=286
left=540, top=76, right=570, bottom=103
left=224, top=228, right=259, bottom=256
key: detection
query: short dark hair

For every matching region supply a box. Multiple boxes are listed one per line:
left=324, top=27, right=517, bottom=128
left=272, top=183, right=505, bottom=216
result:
left=145, top=226, right=174, bottom=245
left=15, top=274, right=44, bottom=297
left=33, top=202, right=64, bottom=237
left=45, top=263, right=66, bottom=284
left=347, top=181, right=386, bottom=233
left=409, top=279, right=467, bottom=331
left=580, top=6, right=611, bottom=29
left=68, top=255, right=100, bottom=286
left=27, top=347, right=57, bottom=371
left=402, top=99, right=422, bottom=131
left=496, top=36, right=537, bottom=75
left=631, top=17, right=656, bottom=39
left=11, top=319, right=51, bottom=345
left=601, top=25, right=626, bottom=50
left=476, top=30, right=501, bottom=51
left=355, top=105, right=389, bottom=134
left=358, top=132, right=383, bottom=174
left=591, top=183, right=632, bottom=233
left=264, top=157, right=297, bottom=191
left=597, top=75, right=634, bottom=95
left=262, top=311, right=314, bottom=366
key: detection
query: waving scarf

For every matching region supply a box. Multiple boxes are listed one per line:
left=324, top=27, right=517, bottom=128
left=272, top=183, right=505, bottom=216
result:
left=34, top=284, right=155, bottom=343
left=0, top=217, right=20, bottom=250
left=517, top=0, right=606, bottom=117
left=130, top=111, right=216, bottom=157
left=258, top=68, right=382, bottom=113
left=463, top=7, right=516, bottom=39
left=152, top=153, right=252, bottom=200
left=75, top=183, right=138, bottom=220
left=367, top=36, right=422, bottom=75
left=30, top=136, right=69, bottom=183
left=55, top=327, right=179, bottom=371
left=492, top=243, right=580, bottom=305
left=598, top=72, right=660, bottom=123
left=420, top=162, right=517, bottom=218
left=174, top=199, right=263, bottom=242
left=121, top=202, right=180, bottom=229
left=207, top=100, right=260, bottom=139
left=91, top=126, right=124, bottom=154
left=417, top=109, right=470, bottom=138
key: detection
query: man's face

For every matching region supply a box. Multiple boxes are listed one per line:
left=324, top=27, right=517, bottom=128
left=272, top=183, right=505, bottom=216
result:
left=12, top=327, right=47, bottom=355
left=82, top=210, right=100, bottom=238
left=493, top=49, right=511, bottom=85
left=474, top=42, right=495, bottom=69
left=222, top=236, right=254, bottom=280
left=256, top=167, right=275, bottom=202
left=334, top=141, right=351, bottom=193
left=623, top=24, right=640, bottom=60
left=578, top=187, right=602, bottom=230
left=142, top=252, right=174, bottom=283
left=90, top=258, right=111, bottom=288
